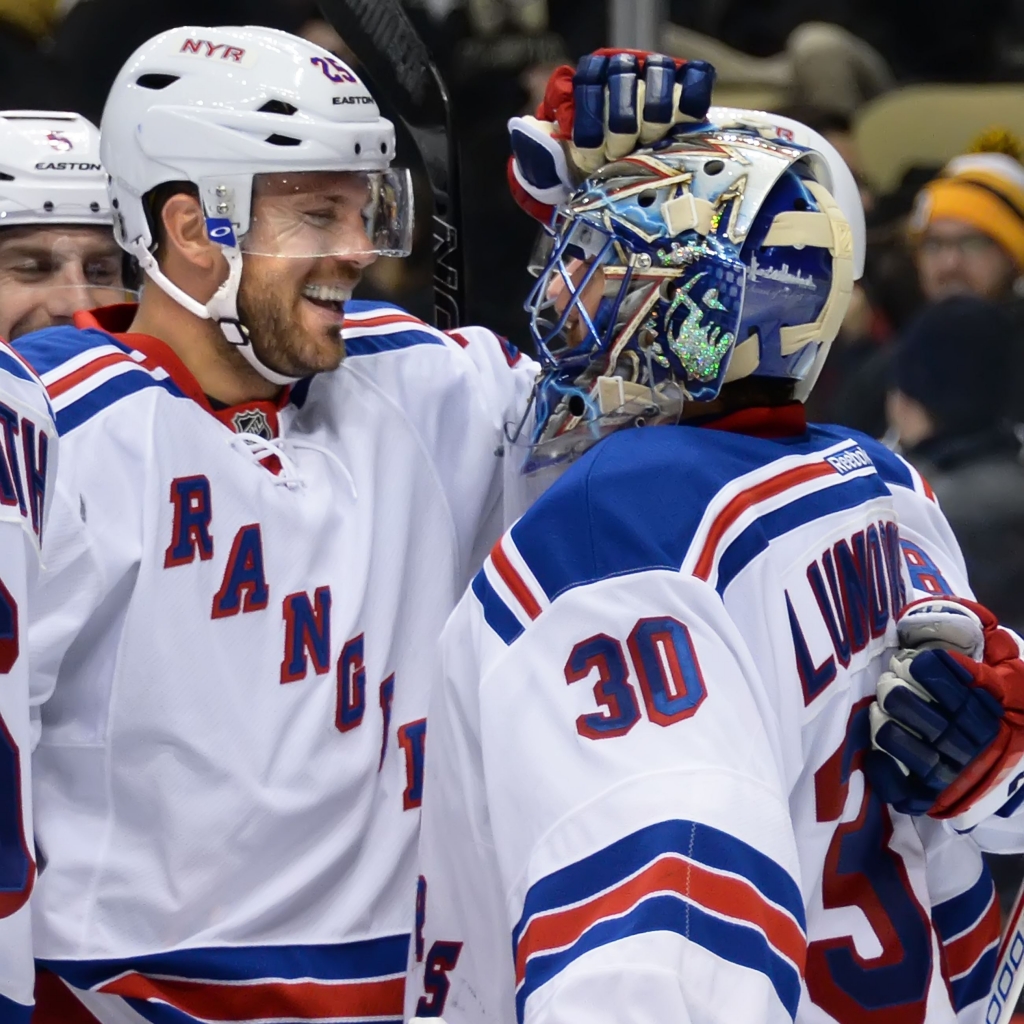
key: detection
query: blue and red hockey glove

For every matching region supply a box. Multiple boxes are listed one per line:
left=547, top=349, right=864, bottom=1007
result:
left=508, top=50, right=716, bottom=223
left=866, top=598, right=1024, bottom=829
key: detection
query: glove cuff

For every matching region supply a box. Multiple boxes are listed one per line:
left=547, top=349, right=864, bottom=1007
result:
left=506, top=157, right=555, bottom=225
left=931, top=721, right=1024, bottom=825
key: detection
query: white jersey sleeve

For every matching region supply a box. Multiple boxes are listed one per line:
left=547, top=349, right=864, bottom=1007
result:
left=339, top=305, right=537, bottom=588
left=409, top=557, right=806, bottom=1024
left=0, top=344, right=58, bottom=1022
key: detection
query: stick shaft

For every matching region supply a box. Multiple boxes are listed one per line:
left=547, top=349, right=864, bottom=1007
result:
left=317, top=0, right=465, bottom=328
left=988, top=877, right=1024, bottom=1024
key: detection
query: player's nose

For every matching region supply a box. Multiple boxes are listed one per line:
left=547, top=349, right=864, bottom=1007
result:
left=44, top=261, right=94, bottom=317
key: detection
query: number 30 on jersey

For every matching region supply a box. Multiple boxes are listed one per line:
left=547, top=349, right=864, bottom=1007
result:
left=565, top=616, right=707, bottom=739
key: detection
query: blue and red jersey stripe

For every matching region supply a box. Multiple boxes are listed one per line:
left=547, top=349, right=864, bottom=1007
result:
left=511, top=818, right=806, bottom=1022
left=933, top=867, right=1000, bottom=1011
left=39, top=934, right=409, bottom=1024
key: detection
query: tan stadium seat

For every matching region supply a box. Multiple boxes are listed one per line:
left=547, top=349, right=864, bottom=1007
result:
left=855, top=85, right=1024, bottom=193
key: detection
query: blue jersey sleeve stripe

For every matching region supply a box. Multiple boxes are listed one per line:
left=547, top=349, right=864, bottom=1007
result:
left=472, top=570, right=524, bottom=645
left=344, top=327, right=446, bottom=356
left=0, top=348, right=41, bottom=386
left=38, top=934, right=410, bottom=988
left=13, top=326, right=130, bottom=376
left=513, top=819, right=804, bottom=947
left=126, top=1001, right=398, bottom=1024
left=933, top=867, right=996, bottom=941
left=514, top=895, right=802, bottom=1023
left=0, top=994, right=31, bottom=1023
left=343, top=299, right=406, bottom=316
left=54, top=372, right=182, bottom=434
left=951, top=944, right=998, bottom=1011
left=715, top=472, right=892, bottom=594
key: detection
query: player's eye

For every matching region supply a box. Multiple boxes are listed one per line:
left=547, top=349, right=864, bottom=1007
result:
left=301, top=208, right=338, bottom=228
left=8, top=257, right=56, bottom=281
left=84, top=257, right=122, bottom=287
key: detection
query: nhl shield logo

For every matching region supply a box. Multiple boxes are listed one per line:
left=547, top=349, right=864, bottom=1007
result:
left=231, top=408, right=273, bottom=440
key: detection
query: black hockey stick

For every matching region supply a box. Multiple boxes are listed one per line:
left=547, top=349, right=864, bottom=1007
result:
left=317, top=0, right=465, bottom=330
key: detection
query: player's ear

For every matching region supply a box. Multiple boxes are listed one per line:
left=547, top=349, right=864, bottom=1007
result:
left=159, top=194, right=224, bottom=278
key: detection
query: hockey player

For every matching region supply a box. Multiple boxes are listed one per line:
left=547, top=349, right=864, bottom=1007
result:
left=0, top=344, right=57, bottom=1021
left=408, top=109, right=1019, bottom=1022
left=9, top=29, right=714, bottom=1024
left=0, top=112, right=126, bottom=342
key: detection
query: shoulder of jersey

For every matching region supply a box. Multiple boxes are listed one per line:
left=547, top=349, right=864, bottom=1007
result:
left=0, top=338, right=56, bottom=426
left=474, top=420, right=934, bottom=645
left=342, top=299, right=521, bottom=366
left=13, top=324, right=184, bottom=436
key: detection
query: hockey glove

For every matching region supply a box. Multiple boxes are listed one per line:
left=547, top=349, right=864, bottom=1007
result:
left=508, top=50, right=716, bottom=222
left=866, top=598, right=1024, bottom=829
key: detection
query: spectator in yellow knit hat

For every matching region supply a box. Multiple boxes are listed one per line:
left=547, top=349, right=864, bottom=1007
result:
left=910, top=141, right=1024, bottom=304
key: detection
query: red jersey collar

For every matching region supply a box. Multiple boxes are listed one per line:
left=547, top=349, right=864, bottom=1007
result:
left=696, top=402, right=807, bottom=439
left=74, top=305, right=290, bottom=438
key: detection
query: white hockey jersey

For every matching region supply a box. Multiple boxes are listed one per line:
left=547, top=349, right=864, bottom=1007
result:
left=0, top=343, right=57, bottom=1023
left=12, top=300, right=535, bottom=1023
left=409, top=404, right=1016, bottom=1024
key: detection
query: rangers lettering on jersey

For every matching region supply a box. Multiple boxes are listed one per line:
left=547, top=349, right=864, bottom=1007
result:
left=9, top=301, right=535, bottom=1023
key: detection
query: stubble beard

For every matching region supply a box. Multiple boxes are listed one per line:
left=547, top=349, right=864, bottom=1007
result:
left=236, top=278, right=347, bottom=380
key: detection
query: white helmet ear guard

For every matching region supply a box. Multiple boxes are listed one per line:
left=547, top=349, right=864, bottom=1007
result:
left=101, top=25, right=413, bottom=386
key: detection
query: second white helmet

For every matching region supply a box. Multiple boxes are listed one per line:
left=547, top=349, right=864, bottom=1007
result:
left=0, top=111, right=111, bottom=228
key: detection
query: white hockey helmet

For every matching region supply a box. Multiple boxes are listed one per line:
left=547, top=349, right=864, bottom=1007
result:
left=101, top=25, right=413, bottom=385
left=0, top=111, right=111, bottom=228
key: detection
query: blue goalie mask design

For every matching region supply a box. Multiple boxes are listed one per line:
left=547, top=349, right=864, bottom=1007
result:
left=520, top=115, right=860, bottom=471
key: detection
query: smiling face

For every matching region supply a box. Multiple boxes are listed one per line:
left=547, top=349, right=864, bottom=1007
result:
left=236, top=171, right=379, bottom=378
left=0, top=226, right=124, bottom=340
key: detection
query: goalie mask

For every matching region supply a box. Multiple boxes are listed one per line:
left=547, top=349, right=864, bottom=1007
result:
left=519, top=110, right=864, bottom=473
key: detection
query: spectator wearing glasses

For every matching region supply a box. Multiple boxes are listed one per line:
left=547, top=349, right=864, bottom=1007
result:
left=827, top=139, right=1024, bottom=435
left=910, top=146, right=1024, bottom=305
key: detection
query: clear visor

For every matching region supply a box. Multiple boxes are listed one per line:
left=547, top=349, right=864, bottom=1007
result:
left=0, top=228, right=137, bottom=338
left=239, top=169, right=413, bottom=260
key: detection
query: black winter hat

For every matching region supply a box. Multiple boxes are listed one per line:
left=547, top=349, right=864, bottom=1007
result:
left=895, top=296, right=1014, bottom=435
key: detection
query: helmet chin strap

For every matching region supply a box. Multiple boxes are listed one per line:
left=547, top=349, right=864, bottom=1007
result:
left=133, top=241, right=303, bottom=388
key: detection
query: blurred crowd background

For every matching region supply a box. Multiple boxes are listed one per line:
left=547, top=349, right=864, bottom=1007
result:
left=8, top=0, right=1024, bottom=912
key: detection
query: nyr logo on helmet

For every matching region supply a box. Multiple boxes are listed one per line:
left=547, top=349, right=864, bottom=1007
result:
left=46, top=131, right=72, bottom=152
left=179, top=38, right=248, bottom=63
left=231, top=409, right=273, bottom=440
left=825, top=445, right=874, bottom=476
left=311, top=55, right=358, bottom=84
